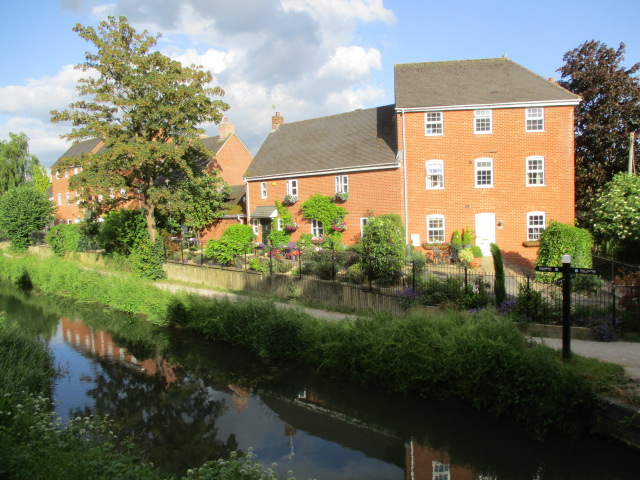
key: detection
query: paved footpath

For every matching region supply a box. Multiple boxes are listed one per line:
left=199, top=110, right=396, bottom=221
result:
left=531, top=337, right=640, bottom=380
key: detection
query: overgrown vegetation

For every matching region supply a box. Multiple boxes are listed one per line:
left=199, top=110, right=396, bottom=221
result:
left=535, top=221, right=593, bottom=282
left=45, top=223, right=82, bottom=256
left=0, top=185, right=55, bottom=250
left=204, top=224, right=256, bottom=265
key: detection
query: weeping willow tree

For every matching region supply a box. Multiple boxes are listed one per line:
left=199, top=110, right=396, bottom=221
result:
left=0, top=132, right=47, bottom=195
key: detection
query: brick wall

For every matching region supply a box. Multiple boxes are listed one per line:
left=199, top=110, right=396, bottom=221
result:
left=399, top=105, right=576, bottom=266
left=51, top=169, right=83, bottom=224
left=247, top=167, right=405, bottom=244
left=207, top=134, right=254, bottom=186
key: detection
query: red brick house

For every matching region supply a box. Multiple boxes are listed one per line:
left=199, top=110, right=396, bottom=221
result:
left=244, top=58, right=580, bottom=265
left=51, top=119, right=253, bottom=241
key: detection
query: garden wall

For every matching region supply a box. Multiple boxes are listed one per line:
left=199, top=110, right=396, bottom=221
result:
left=162, top=262, right=403, bottom=315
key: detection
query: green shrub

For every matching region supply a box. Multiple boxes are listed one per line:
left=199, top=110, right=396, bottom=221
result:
left=471, top=245, right=483, bottom=258
left=204, top=224, right=255, bottom=265
left=535, top=221, right=593, bottom=282
left=359, top=215, right=405, bottom=286
left=129, top=238, right=166, bottom=280
left=513, top=282, right=553, bottom=323
left=248, top=257, right=268, bottom=273
left=491, top=243, right=506, bottom=306
left=98, top=209, right=148, bottom=255
left=185, top=449, right=296, bottom=480
left=46, top=223, right=82, bottom=256
left=0, top=186, right=55, bottom=250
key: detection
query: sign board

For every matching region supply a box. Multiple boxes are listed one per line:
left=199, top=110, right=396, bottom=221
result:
left=573, top=268, right=600, bottom=275
left=534, top=266, right=560, bottom=272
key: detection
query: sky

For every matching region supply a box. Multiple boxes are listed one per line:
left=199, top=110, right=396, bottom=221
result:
left=1, top=0, right=639, bottom=169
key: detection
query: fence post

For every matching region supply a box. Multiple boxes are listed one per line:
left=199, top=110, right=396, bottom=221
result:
left=298, top=247, right=302, bottom=279
left=412, top=259, right=416, bottom=291
left=612, top=285, right=617, bottom=327
left=464, top=266, right=468, bottom=290
left=268, top=240, right=273, bottom=275
left=199, top=241, right=203, bottom=266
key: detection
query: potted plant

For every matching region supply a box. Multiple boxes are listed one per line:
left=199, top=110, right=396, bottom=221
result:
left=283, top=194, right=298, bottom=205
left=459, top=247, right=480, bottom=268
left=331, top=220, right=347, bottom=232
left=311, top=236, right=324, bottom=245
left=333, top=192, right=349, bottom=202
left=284, top=222, right=298, bottom=232
left=422, top=241, right=445, bottom=250
left=462, top=228, right=474, bottom=248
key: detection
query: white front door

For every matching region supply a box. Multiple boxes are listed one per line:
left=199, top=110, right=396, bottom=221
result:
left=475, top=213, right=496, bottom=256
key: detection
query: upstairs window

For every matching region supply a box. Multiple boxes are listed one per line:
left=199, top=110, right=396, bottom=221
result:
left=335, top=175, right=348, bottom=194
left=64, top=171, right=69, bottom=179
left=526, top=156, right=545, bottom=186
left=474, top=110, right=492, bottom=133
left=425, top=160, right=444, bottom=189
left=286, top=179, right=298, bottom=197
left=426, top=214, right=445, bottom=243
left=55, top=171, right=60, bottom=180
left=425, top=112, right=443, bottom=136
left=261, top=182, right=267, bottom=199
left=65, top=192, right=71, bottom=204
left=57, top=193, right=62, bottom=206
left=527, top=212, right=546, bottom=241
left=526, top=108, right=544, bottom=131
left=475, top=158, right=493, bottom=187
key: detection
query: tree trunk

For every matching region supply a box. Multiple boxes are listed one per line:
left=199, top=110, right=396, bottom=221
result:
left=145, top=204, right=157, bottom=243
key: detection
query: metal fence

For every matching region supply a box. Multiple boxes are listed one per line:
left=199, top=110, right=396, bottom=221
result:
left=162, top=239, right=639, bottom=330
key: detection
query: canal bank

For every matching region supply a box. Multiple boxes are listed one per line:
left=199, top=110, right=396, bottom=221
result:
left=3, top=249, right=640, bottom=452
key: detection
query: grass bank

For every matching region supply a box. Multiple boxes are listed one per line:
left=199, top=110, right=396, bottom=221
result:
left=0, top=251, right=627, bottom=434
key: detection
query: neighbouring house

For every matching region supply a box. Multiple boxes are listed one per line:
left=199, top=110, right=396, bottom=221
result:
left=50, top=118, right=253, bottom=241
left=244, top=57, right=580, bottom=266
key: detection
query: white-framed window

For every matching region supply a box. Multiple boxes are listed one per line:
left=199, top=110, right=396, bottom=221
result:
left=474, top=109, right=492, bottom=133
left=432, top=461, right=450, bottom=480
left=426, top=214, right=445, bottom=243
left=526, top=156, right=545, bottom=186
left=57, top=193, right=62, bottom=206
left=335, top=175, right=348, bottom=194
left=64, top=171, right=69, bottom=179
left=425, top=111, right=443, bottom=136
left=425, top=160, right=444, bottom=189
left=120, top=188, right=127, bottom=198
left=475, top=158, right=493, bottom=187
left=261, top=182, right=267, bottom=199
left=277, top=218, right=283, bottom=231
left=526, top=108, right=544, bottom=131
left=311, top=219, right=324, bottom=237
left=55, top=171, right=60, bottom=180
left=527, top=211, right=546, bottom=241
left=65, top=192, right=71, bottom=204
left=252, top=218, right=260, bottom=236
left=67, top=219, right=73, bottom=225
left=286, top=179, right=298, bottom=197
left=74, top=167, right=78, bottom=175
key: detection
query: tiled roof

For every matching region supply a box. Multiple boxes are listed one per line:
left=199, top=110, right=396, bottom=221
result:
left=200, top=135, right=226, bottom=155
left=394, top=57, right=580, bottom=109
left=245, top=105, right=398, bottom=179
left=56, top=138, right=105, bottom=164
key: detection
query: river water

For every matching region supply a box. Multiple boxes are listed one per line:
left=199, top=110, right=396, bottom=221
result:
left=2, top=284, right=639, bottom=480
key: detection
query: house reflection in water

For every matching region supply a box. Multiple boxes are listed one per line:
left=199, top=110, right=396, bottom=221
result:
left=406, top=440, right=496, bottom=480
left=60, top=317, right=179, bottom=384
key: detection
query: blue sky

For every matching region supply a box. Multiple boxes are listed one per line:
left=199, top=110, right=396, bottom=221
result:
left=1, top=0, right=638, bottom=168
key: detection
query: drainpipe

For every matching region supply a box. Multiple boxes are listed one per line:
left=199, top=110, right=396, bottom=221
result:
left=244, top=178, right=250, bottom=226
left=400, top=109, right=409, bottom=245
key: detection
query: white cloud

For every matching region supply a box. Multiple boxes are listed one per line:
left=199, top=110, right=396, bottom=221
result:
left=0, top=117, right=73, bottom=168
left=0, top=65, right=84, bottom=118
left=167, top=48, right=239, bottom=76
left=319, top=46, right=382, bottom=81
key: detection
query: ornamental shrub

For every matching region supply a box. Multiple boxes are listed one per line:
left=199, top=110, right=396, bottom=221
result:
left=0, top=186, right=54, bottom=250
left=359, top=214, right=405, bottom=286
left=98, top=209, right=148, bottom=255
left=204, top=224, right=255, bottom=265
left=535, top=221, right=593, bottom=282
left=490, top=243, right=506, bottom=306
left=129, top=238, right=166, bottom=280
left=46, top=223, right=82, bottom=256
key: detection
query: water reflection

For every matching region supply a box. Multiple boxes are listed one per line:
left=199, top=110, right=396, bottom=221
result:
left=2, top=284, right=640, bottom=480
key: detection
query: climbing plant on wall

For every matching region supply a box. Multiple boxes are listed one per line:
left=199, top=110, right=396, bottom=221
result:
left=300, top=194, right=347, bottom=233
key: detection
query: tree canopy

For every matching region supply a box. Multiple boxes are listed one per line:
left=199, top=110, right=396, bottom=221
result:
left=0, top=132, right=47, bottom=195
left=557, top=40, right=640, bottom=225
left=51, top=16, right=231, bottom=241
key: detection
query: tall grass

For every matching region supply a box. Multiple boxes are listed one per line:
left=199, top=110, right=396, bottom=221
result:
left=0, top=253, right=171, bottom=324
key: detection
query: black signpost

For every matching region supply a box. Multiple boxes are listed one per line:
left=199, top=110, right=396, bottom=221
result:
left=535, top=255, right=600, bottom=360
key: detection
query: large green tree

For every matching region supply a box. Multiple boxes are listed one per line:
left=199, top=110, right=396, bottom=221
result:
left=51, top=16, right=231, bottom=242
left=0, top=132, right=47, bottom=195
left=557, top=40, right=640, bottom=226
left=0, top=186, right=55, bottom=250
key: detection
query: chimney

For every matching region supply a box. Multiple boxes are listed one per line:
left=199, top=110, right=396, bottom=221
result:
left=272, top=112, right=284, bottom=131
left=218, top=118, right=235, bottom=138
left=548, top=77, right=556, bottom=83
